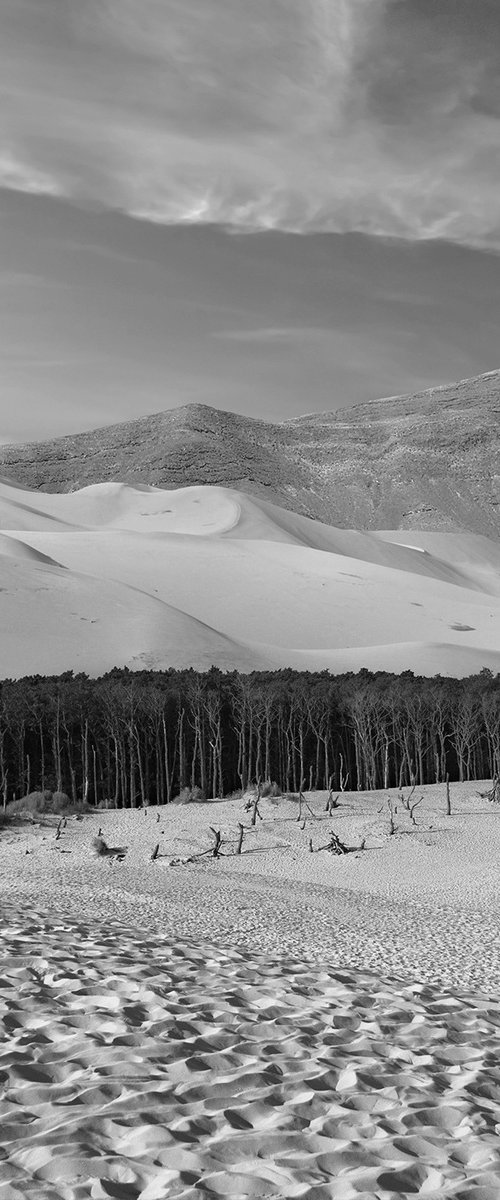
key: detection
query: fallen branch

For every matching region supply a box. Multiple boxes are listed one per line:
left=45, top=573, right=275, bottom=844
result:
left=315, top=830, right=350, bottom=855
left=479, top=777, right=500, bottom=804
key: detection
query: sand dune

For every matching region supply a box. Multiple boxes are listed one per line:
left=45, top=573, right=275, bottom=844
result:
left=0, top=536, right=267, bottom=677
left=1, top=478, right=500, bottom=677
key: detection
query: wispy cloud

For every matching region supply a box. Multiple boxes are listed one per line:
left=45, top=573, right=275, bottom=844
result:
left=213, top=326, right=334, bottom=343
left=1, top=1, right=500, bottom=246
left=0, top=150, right=64, bottom=199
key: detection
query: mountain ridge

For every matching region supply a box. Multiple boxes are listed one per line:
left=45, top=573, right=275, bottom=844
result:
left=1, top=368, right=499, bottom=535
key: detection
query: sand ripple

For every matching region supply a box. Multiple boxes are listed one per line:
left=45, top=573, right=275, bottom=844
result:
left=1, top=901, right=500, bottom=1198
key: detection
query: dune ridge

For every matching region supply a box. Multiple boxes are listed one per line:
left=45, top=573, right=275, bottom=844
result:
left=1, top=478, right=500, bottom=678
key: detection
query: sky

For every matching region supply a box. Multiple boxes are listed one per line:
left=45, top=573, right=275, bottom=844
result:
left=1, top=0, right=500, bottom=442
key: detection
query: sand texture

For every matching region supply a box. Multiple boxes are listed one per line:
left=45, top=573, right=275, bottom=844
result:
left=3, top=783, right=500, bottom=1196
left=1, top=478, right=500, bottom=677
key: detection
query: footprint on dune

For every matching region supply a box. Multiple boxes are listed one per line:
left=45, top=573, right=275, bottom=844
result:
left=377, top=1164, right=443, bottom=1194
left=223, top=1108, right=253, bottom=1130
left=100, top=1184, right=141, bottom=1200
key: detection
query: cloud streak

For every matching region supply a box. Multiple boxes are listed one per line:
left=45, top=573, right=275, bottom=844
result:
left=213, top=327, right=335, bottom=343
left=1, top=1, right=500, bottom=245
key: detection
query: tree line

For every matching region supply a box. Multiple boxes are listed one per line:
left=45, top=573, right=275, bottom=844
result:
left=0, top=666, right=499, bottom=809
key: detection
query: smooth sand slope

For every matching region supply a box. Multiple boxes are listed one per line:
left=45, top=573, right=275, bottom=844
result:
left=3, top=783, right=500, bottom=1198
left=1, top=477, right=500, bottom=677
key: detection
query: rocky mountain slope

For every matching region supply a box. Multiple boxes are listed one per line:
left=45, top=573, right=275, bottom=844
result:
left=1, top=369, right=499, bottom=535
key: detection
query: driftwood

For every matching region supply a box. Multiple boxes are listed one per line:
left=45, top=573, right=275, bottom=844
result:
left=479, top=777, right=500, bottom=804
left=168, top=818, right=255, bottom=867
left=314, top=830, right=350, bottom=855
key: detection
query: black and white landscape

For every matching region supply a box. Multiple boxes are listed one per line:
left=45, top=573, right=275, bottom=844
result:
left=2, top=5, right=500, bottom=1200
left=1, top=368, right=500, bottom=678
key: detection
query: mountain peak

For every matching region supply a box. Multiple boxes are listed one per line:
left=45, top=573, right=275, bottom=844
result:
left=1, top=368, right=499, bottom=535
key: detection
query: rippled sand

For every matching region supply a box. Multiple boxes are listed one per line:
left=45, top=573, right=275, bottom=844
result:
left=2, top=784, right=500, bottom=1197
left=3, top=904, right=500, bottom=1200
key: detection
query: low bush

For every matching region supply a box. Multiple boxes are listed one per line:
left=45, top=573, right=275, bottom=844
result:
left=260, top=781, right=282, bottom=798
left=172, top=785, right=207, bottom=805
left=7, top=790, right=92, bottom=816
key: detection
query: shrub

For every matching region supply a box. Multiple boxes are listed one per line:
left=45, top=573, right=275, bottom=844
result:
left=225, top=788, right=243, bottom=801
left=7, top=791, right=92, bottom=816
left=283, top=792, right=300, bottom=803
left=172, top=785, right=207, bottom=805
left=260, top=781, right=281, bottom=798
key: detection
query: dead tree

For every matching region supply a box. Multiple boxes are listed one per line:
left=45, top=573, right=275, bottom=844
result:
left=446, top=773, right=452, bottom=815
left=339, top=754, right=349, bottom=793
left=399, top=785, right=423, bottom=825
left=151, top=843, right=160, bottom=861
left=299, top=790, right=321, bottom=825
left=1, top=767, right=8, bottom=814
left=296, top=784, right=304, bottom=823
left=251, top=781, right=263, bottom=826
left=236, top=823, right=245, bottom=854
left=209, top=827, right=222, bottom=857
left=378, top=795, right=397, bottom=835
left=325, top=775, right=340, bottom=813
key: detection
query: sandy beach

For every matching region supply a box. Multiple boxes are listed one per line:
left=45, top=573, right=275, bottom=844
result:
left=2, top=783, right=500, bottom=1197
